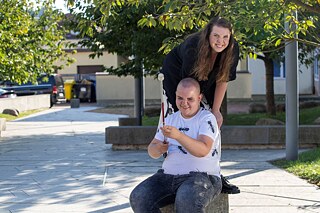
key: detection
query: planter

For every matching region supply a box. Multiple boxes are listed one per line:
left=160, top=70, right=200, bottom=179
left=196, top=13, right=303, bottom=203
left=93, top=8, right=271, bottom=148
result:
left=118, top=117, right=139, bottom=126
left=105, top=125, right=320, bottom=150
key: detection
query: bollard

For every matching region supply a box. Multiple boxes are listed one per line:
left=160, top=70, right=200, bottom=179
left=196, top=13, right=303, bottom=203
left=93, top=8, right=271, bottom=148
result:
left=70, top=99, right=80, bottom=108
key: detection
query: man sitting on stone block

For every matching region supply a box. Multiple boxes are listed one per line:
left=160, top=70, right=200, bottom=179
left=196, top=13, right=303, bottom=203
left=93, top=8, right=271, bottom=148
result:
left=130, top=78, right=222, bottom=212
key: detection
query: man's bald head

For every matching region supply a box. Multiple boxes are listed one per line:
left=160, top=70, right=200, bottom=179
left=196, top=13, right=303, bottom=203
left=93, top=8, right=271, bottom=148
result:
left=175, top=78, right=202, bottom=118
left=176, top=78, right=201, bottom=95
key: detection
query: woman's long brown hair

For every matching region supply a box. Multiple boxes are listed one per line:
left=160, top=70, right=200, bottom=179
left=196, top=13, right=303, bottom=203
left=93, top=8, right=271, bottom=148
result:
left=192, top=17, right=235, bottom=82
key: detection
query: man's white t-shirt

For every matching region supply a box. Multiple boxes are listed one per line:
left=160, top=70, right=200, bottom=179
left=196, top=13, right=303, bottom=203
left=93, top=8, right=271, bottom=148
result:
left=155, top=107, right=221, bottom=177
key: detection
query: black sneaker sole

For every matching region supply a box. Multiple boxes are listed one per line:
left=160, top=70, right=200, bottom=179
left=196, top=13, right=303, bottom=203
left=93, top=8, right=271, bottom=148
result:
left=221, top=188, right=240, bottom=194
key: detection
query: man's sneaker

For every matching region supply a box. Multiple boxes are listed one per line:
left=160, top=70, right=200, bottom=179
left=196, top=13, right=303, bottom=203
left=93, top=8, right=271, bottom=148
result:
left=221, top=175, right=240, bottom=194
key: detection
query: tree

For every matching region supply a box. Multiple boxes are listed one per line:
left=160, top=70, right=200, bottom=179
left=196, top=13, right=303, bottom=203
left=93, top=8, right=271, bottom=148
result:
left=136, top=0, right=320, bottom=114
left=0, top=0, right=73, bottom=85
left=65, top=0, right=189, bottom=77
left=134, top=0, right=319, bottom=115
left=65, top=0, right=194, bottom=124
left=65, top=0, right=319, bottom=115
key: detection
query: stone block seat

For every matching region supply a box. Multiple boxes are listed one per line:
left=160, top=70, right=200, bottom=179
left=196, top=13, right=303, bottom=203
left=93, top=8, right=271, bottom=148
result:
left=105, top=126, right=157, bottom=150
left=160, top=193, right=229, bottom=213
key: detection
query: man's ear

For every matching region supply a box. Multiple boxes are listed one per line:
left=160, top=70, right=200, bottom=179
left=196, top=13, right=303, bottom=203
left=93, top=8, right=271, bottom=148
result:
left=199, top=93, right=203, bottom=101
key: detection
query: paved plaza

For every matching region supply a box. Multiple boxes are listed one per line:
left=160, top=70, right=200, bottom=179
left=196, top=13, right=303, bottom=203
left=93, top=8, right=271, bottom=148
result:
left=0, top=104, right=319, bottom=212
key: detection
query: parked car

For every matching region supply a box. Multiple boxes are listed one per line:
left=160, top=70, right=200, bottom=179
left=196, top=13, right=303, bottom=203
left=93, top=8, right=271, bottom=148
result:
left=37, top=74, right=66, bottom=105
left=0, top=88, right=17, bottom=98
left=1, top=74, right=66, bottom=106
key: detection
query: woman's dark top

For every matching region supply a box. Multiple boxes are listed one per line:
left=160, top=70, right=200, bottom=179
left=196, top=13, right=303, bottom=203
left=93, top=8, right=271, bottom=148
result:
left=161, top=34, right=239, bottom=111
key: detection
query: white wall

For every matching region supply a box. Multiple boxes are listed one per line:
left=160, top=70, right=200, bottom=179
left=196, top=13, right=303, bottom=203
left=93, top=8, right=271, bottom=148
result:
left=96, top=74, right=161, bottom=106
left=57, top=39, right=127, bottom=75
left=56, top=51, right=119, bottom=75
left=95, top=72, right=252, bottom=106
left=228, top=71, right=252, bottom=99
left=0, top=95, right=50, bottom=112
left=248, top=58, right=313, bottom=95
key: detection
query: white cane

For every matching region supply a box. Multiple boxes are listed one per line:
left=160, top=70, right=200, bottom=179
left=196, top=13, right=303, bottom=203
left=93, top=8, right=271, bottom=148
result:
left=157, top=73, right=165, bottom=127
left=157, top=73, right=168, bottom=146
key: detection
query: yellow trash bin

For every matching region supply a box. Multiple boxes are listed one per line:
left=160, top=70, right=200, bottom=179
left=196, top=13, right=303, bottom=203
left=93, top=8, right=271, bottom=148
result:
left=64, top=79, right=75, bottom=101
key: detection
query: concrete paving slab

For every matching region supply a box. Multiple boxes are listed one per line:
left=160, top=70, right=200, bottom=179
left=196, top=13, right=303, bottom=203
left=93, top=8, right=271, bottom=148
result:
left=0, top=104, right=319, bottom=212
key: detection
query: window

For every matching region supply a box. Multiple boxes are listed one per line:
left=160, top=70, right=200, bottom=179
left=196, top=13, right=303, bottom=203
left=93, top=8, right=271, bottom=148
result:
left=273, top=61, right=285, bottom=78
left=77, top=65, right=104, bottom=74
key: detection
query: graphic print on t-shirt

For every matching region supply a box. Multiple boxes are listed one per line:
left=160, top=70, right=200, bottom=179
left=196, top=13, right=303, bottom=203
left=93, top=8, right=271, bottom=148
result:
left=207, top=120, right=215, bottom=133
left=178, top=127, right=189, bottom=132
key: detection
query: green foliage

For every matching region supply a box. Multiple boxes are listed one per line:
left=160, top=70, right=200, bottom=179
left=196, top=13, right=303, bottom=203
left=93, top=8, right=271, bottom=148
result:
left=65, top=0, right=319, bottom=75
left=0, top=0, right=73, bottom=84
left=65, top=1, right=318, bottom=115
left=272, top=147, right=320, bottom=186
left=66, top=0, right=319, bottom=62
left=134, top=0, right=319, bottom=63
left=133, top=0, right=319, bottom=116
left=66, top=0, right=194, bottom=77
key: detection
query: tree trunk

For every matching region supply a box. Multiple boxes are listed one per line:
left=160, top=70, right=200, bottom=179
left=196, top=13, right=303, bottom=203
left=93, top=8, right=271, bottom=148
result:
left=263, top=54, right=276, bottom=115
left=134, top=56, right=144, bottom=125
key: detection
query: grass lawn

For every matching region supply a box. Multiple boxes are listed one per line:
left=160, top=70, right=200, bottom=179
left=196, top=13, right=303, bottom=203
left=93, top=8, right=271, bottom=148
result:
left=0, top=108, right=48, bottom=121
left=142, top=115, right=160, bottom=126
left=226, top=105, right=320, bottom=125
left=271, top=147, right=320, bottom=187
left=143, top=106, right=320, bottom=126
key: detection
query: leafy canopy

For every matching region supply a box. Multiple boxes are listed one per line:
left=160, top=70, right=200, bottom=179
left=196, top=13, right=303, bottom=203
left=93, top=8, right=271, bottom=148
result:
left=0, top=0, right=74, bottom=84
left=65, top=0, right=194, bottom=77
left=65, top=0, right=319, bottom=63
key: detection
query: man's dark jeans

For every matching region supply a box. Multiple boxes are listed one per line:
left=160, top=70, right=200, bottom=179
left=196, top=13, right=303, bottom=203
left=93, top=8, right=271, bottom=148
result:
left=130, top=169, right=222, bottom=213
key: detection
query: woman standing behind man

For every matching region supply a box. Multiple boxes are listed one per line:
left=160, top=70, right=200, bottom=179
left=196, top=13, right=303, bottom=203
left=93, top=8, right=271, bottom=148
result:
left=160, top=16, right=240, bottom=194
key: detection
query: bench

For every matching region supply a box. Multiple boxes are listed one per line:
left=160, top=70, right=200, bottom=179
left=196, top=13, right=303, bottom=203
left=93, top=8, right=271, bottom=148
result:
left=160, top=193, right=229, bottom=213
left=105, top=126, right=156, bottom=150
left=105, top=125, right=320, bottom=149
